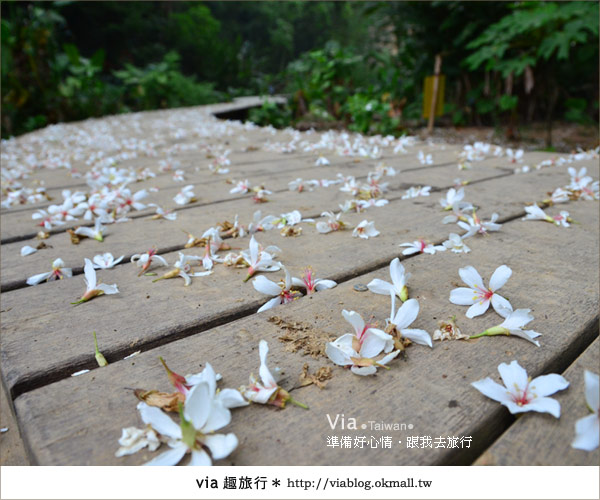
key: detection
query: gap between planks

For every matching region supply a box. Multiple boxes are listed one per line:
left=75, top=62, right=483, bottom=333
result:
left=0, top=170, right=512, bottom=292
left=6, top=207, right=540, bottom=400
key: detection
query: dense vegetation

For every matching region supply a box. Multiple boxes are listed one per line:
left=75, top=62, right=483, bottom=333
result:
left=2, top=1, right=598, bottom=142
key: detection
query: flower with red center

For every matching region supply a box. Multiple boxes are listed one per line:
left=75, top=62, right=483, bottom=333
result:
left=241, top=235, right=281, bottom=282
left=316, top=211, right=347, bottom=234
left=252, top=265, right=302, bottom=312
left=131, top=248, right=168, bottom=276
left=242, top=340, right=307, bottom=408
left=291, top=267, right=337, bottom=295
left=399, top=239, right=445, bottom=256
left=472, top=360, right=569, bottom=418
left=71, top=258, right=119, bottom=304
left=326, top=310, right=399, bottom=376
left=352, top=220, right=380, bottom=239
left=27, top=258, right=73, bottom=286
left=449, top=265, right=513, bottom=319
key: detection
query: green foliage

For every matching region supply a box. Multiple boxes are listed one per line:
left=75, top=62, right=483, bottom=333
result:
left=466, top=2, right=599, bottom=74
left=1, top=1, right=597, bottom=138
left=114, top=52, right=224, bottom=111
left=248, top=100, right=292, bottom=129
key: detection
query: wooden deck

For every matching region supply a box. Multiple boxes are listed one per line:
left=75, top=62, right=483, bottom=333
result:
left=1, top=98, right=598, bottom=466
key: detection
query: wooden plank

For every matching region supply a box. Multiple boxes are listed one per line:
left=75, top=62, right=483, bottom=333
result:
left=0, top=161, right=513, bottom=288
left=12, top=199, right=598, bottom=465
left=474, top=338, right=599, bottom=465
left=0, top=378, right=30, bottom=465
left=1, top=166, right=596, bottom=394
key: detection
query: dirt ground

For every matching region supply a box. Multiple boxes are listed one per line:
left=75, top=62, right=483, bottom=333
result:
left=419, top=122, right=599, bottom=153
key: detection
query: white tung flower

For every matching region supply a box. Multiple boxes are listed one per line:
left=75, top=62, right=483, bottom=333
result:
left=27, top=258, right=73, bottom=285
left=352, top=220, right=379, bottom=239
left=458, top=212, right=502, bottom=237
left=522, top=204, right=571, bottom=227
left=115, top=427, right=160, bottom=457
left=571, top=371, right=599, bottom=451
left=326, top=310, right=398, bottom=376
left=316, top=211, right=347, bottom=234
left=402, top=186, right=431, bottom=199
left=291, top=267, right=337, bottom=295
left=442, top=233, right=471, bottom=253
left=173, top=185, right=195, bottom=205
left=449, top=265, right=513, bottom=319
left=417, top=150, right=433, bottom=165
left=72, top=258, right=119, bottom=304
left=470, top=309, right=542, bottom=346
left=472, top=360, right=569, bottom=418
left=74, top=218, right=106, bottom=242
left=367, top=258, right=410, bottom=302
left=92, top=252, right=124, bottom=269
left=439, top=187, right=465, bottom=210
left=138, top=381, right=238, bottom=466
left=399, top=239, right=445, bottom=256
left=241, top=235, right=282, bottom=281
left=387, top=296, right=433, bottom=348
left=252, top=266, right=301, bottom=313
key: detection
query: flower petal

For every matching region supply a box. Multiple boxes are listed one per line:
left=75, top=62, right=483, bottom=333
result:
left=204, top=433, right=238, bottom=460
left=201, top=401, right=231, bottom=433
left=466, top=299, right=490, bottom=318
left=584, top=371, right=600, bottom=412
left=325, top=340, right=353, bottom=366
left=217, top=388, right=249, bottom=409
left=21, top=246, right=37, bottom=257
left=497, top=360, right=528, bottom=392
left=189, top=449, right=212, bottom=466
left=252, top=275, right=282, bottom=296
left=183, top=382, right=211, bottom=431
left=489, top=265, right=512, bottom=291
left=571, top=414, right=600, bottom=451
left=458, top=265, right=485, bottom=289
left=314, top=279, right=337, bottom=291
left=26, top=271, right=52, bottom=286
left=83, top=258, right=96, bottom=290
left=342, top=310, right=365, bottom=337
left=524, top=396, right=562, bottom=418
left=450, top=287, right=477, bottom=306
left=257, top=296, right=282, bottom=313
left=392, top=298, right=419, bottom=330
left=491, top=294, right=513, bottom=317
left=471, top=377, right=512, bottom=405
left=400, top=328, right=433, bottom=348
left=360, top=329, right=390, bottom=358
left=96, top=283, right=119, bottom=295
left=144, top=442, right=187, bottom=466
left=530, top=374, right=569, bottom=397
left=258, top=340, right=277, bottom=388
left=137, top=402, right=182, bottom=440
left=351, top=365, right=377, bottom=376
left=367, top=278, right=394, bottom=295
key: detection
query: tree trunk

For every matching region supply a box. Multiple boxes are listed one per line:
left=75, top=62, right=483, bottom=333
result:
left=545, top=84, right=559, bottom=148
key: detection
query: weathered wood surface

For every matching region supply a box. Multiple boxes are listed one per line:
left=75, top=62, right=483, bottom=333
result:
left=2, top=163, right=594, bottom=395
left=0, top=379, right=30, bottom=465
left=1, top=101, right=598, bottom=466
left=0, top=163, right=512, bottom=290
left=11, top=200, right=599, bottom=465
left=474, top=338, right=599, bottom=466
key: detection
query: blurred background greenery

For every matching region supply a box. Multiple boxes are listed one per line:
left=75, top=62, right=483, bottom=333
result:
left=1, top=1, right=598, bottom=143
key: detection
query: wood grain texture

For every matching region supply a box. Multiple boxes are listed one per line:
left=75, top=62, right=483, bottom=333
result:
left=0, top=379, right=30, bottom=465
left=12, top=200, right=598, bottom=465
left=3, top=161, right=592, bottom=395
left=474, top=338, right=599, bottom=466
